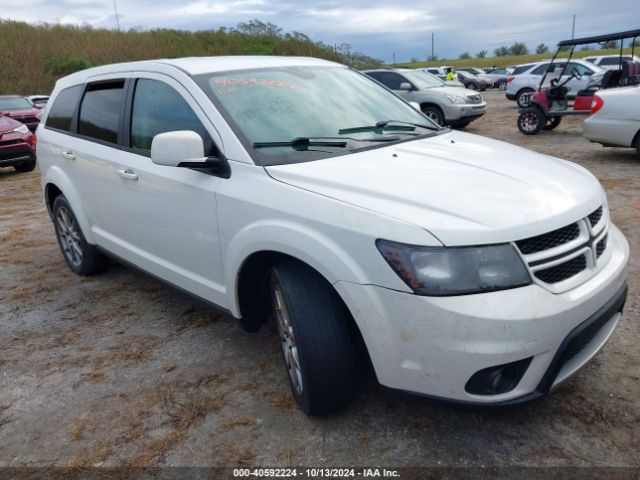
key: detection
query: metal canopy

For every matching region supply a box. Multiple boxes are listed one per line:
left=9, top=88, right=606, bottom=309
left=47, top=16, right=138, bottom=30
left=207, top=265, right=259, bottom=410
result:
left=557, top=28, right=640, bottom=47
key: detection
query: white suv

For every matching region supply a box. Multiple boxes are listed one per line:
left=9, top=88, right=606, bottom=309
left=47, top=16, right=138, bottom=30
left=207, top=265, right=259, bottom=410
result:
left=506, top=59, right=605, bottom=107
left=38, top=56, right=629, bottom=414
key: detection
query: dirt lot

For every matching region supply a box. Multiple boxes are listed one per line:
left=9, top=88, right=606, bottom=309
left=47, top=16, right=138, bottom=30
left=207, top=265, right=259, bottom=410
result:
left=1, top=91, right=639, bottom=470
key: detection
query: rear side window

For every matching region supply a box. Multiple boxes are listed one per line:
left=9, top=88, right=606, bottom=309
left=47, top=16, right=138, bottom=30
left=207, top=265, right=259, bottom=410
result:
left=599, top=57, right=629, bottom=66
left=78, top=80, right=125, bottom=144
left=376, top=72, right=407, bottom=90
left=512, top=65, right=534, bottom=75
left=531, top=64, right=550, bottom=75
left=46, top=85, right=83, bottom=132
left=130, top=79, right=216, bottom=155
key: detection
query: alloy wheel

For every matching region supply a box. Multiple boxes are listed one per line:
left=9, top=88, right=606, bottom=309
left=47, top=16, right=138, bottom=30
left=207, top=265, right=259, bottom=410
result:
left=273, top=284, right=303, bottom=395
left=56, top=206, right=83, bottom=268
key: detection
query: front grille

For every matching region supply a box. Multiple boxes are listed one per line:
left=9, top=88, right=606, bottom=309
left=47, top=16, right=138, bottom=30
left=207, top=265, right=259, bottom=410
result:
left=588, top=207, right=603, bottom=227
left=14, top=116, right=39, bottom=124
left=534, top=255, right=587, bottom=284
left=0, top=139, right=22, bottom=147
left=516, top=223, right=580, bottom=255
left=466, top=94, right=482, bottom=104
left=596, top=234, right=607, bottom=258
left=0, top=146, right=31, bottom=161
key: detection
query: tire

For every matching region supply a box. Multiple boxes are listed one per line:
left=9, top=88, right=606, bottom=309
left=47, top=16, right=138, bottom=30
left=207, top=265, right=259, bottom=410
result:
left=52, top=195, right=110, bottom=276
left=466, top=82, right=477, bottom=90
left=270, top=260, right=357, bottom=415
left=544, top=116, right=562, bottom=131
left=498, top=81, right=507, bottom=91
left=636, top=134, right=640, bottom=158
left=516, top=89, right=534, bottom=108
left=451, top=119, right=472, bottom=130
left=517, top=107, right=545, bottom=135
left=13, top=157, right=36, bottom=172
left=421, top=105, right=445, bottom=126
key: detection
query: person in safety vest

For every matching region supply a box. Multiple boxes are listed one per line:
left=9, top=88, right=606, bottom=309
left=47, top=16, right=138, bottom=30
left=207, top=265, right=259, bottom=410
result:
left=446, top=68, right=455, bottom=81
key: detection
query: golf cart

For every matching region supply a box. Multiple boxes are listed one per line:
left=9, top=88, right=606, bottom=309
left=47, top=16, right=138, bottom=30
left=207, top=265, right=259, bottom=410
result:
left=517, top=28, right=640, bottom=135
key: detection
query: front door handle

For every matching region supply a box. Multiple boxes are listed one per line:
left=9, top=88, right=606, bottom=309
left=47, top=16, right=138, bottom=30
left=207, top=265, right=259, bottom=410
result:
left=118, top=168, right=138, bottom=181
left=61, top=151, right=75, bottom=160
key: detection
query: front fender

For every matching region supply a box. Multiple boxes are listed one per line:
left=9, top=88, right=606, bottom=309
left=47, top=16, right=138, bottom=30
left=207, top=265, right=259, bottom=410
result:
left=224, top=219, right=373, bottom=318
left=43, top=166, right=95, bottom=244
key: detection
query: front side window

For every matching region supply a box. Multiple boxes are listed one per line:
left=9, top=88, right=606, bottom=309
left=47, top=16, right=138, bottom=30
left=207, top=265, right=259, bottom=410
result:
left=599, top=57, right=629, bottom=66
left=78, top=80, right=125, bottom=144
left=196, top=66, right=441, bottom=166
left=512, top=65, right=534, bottom=75
left=376, top=72, right=408, bottom=90
left=46, top=85, right=83, bottom=132
left=130, top=79, right=216, bottom=155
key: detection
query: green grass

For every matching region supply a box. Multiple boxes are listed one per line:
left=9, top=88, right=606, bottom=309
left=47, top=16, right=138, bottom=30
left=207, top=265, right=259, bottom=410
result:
left=0, top=20, right=382, bottom=94
left=394, top=47, right=638, bottom=69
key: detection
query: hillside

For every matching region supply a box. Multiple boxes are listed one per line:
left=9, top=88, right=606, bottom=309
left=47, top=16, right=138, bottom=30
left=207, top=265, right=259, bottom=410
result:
left=395, top=47, right=638, bottom=69
left=0, top=19, right=382, bottom=94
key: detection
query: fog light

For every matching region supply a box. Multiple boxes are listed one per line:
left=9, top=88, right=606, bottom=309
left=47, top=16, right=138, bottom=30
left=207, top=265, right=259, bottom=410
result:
left=465, top=357, right=532, bottom=395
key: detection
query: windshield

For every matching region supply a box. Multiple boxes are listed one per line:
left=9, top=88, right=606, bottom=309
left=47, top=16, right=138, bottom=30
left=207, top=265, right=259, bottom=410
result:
left=196, top=66, right=442, bottom=166
left=402, top=71, right=445, bottom=88
left=0, top=97, right=33, bottom=110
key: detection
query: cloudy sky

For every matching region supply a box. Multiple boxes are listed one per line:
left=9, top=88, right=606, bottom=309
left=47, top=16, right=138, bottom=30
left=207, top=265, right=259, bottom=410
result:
left=2, top=0, right=638, bottom=62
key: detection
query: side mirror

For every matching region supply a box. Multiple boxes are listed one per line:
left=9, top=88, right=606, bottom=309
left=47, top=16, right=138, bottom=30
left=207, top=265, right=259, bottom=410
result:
left=399, top=82, right=412, bottom=91
left=151, top=130, right=206, bottom=167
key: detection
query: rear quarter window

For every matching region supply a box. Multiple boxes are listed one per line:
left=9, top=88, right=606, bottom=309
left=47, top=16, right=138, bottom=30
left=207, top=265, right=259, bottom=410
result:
left=512, top=65, right=534, bottom=75
left=45, top=85, right=84, bottom=132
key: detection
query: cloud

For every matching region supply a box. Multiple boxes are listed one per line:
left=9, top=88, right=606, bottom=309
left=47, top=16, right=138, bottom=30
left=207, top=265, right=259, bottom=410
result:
left=3, top=0, right=638, bottom=62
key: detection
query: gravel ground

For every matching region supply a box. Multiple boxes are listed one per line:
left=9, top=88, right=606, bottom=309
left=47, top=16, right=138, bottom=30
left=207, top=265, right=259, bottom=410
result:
left=0, top=91, right=638, bottom=470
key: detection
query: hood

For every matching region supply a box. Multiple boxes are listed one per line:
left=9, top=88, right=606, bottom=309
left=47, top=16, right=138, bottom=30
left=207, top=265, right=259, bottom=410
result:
left=0, top=114, right=22, bottom=133
left=429, top=85, right=480, bottom=97
left=265, top=130, right=604, bottom=246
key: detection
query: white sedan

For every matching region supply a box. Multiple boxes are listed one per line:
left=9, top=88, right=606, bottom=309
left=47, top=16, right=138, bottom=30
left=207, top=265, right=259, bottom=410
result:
left=583, top=85, right=640, bottom=156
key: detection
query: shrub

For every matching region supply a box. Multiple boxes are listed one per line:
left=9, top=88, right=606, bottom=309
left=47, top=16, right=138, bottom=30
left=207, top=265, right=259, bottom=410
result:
left=46, top=55, right=95, bottom=75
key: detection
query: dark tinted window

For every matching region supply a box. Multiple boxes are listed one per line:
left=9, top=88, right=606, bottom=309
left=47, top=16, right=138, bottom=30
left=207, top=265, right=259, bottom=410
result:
left=79, top=81, right=125, bottom=144
left=130, top=79, right=216, bottom=155
left=531, top=64, right=550, bottom=75
left=45, top=85, right=83, bottom=132
left=512, top=64, right=534, bottom=75
left=365, top=72, right=383, bottom=81
left=600, top=56, right=630, bottom=66
left=376, top=72, right=407, bottom=90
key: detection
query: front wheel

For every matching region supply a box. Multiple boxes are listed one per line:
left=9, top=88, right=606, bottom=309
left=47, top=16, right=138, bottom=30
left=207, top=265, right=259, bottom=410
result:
left=421, top=106, right=445, bottom=126
left=13, top=157, right=36, bottom=172
left=466, top=82, right=477, bottom=90
left=544, top=116, right=562, bottom=131
left=518, top=107, right=545, bottom=135
left=270, top=260, right=358, bottom=415
left=52, top=196, right=110, bottom=275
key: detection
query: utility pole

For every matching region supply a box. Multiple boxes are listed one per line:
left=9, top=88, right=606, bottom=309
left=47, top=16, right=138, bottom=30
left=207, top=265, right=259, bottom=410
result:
left=431, top=32, right=434, bottom=61
left=571, top=14, right=576, bottom=39
left=392, top=53, right=396, bottom=65
left=113, top=0, right=121, bottom=31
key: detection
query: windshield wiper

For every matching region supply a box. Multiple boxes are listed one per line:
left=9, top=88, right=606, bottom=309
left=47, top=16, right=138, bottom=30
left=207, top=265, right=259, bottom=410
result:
left=253, top=137, right=347, bottom=150
left=338, top=119, right=438, bottom=135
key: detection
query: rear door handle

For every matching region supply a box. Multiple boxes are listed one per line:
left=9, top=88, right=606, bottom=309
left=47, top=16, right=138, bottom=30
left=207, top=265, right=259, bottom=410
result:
left=61, top=151, right=75, bottom=160
left=118, top=168, right=138, bottom=181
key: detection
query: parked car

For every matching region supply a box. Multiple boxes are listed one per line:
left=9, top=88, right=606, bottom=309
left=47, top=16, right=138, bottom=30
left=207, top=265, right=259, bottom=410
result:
left=27, top=95, right=50, bottom=109
left=0, top=95, right=42, bottom=131
left=0, top=115, right=37, bottom=172
left=582, top=54, right=640, bottom=71
left=455, top=70, right=490, bottom=91
left=419, top=68, right=465, bottom=88
left=482, top=68, right=512, bottom=90
left=506, top=59, right=605, bottom=108
left=583, top=85, right=640, bottom=155
left=456, top=67, right=499, bottom=88
left=364, top=68, right=486, bottom=127
left=38, top=56, right=629, bottom=414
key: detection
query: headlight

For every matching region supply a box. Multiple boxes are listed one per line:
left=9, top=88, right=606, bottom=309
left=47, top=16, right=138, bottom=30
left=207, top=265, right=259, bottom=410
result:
left=376, top=240, right=531, bottom=296
left=446, top=94, right=466, bottom=104
left=13, top=124, right=29, bottom=135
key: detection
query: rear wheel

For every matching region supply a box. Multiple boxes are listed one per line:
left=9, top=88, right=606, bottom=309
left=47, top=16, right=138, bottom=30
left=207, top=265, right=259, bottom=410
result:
left=544, top=116, right=562, bottom=131
left=421, top=105, right=445, bottom=126
left=52, top=196, right=110, bottom=276
left=13, top=157, right=36, bottom=172
left=270, top=260, right=358, bottom=415
left=516, top=89, right=534, bottom=108
left=518, top=107, right=545, bottom=135
left=498, top=81, right=507, bottom=91
left=636, top=134, right=640, bottom=157
left=466, top=82, right=477, bottom=90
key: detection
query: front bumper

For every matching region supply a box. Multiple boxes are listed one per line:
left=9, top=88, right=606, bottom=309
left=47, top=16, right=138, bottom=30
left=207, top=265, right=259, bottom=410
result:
left=0, top=142, right=36, bottom=167
left=334, top=224, right=629, bottom=404
left=444, top=102, right=487, bottom=122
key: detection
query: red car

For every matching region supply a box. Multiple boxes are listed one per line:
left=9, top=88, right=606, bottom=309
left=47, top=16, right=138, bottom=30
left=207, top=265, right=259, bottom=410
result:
left=0, top=115, right=37, bottom=172
left=0, top=95, right=41, bottom=132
